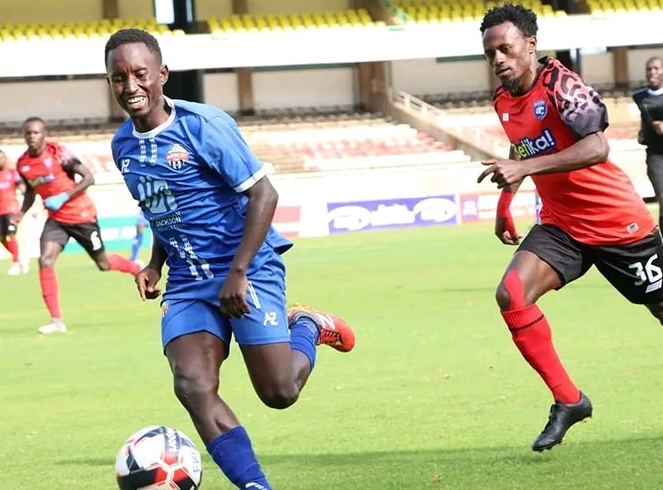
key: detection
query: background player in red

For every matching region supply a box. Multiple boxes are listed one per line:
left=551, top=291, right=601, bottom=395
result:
left=633, top=57, right=663, bottom=232
left=477, top=3, right=663, bottom=452
left=0, top=149, right=26, bottom=275
left=15, top=117, right=142, bottom=334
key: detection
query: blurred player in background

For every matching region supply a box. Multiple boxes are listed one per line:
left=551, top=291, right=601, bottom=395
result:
left=633, top=56, right=663, bottom=232
left=105, top=29, right=355, bottom=490
left=129, top=209, right=148, bottom=264
left=478, top=3, right=663, bottom=452
left=0, top=149, right=27, bottom=275
left=16, top=117, right=142, bottom=334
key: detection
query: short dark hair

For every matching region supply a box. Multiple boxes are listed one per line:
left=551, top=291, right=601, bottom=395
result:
left=104, top=28, right=163, bottom=66
left=480, top=3, right=538, bottom=37
left=23, top=116, right=45, bottom=127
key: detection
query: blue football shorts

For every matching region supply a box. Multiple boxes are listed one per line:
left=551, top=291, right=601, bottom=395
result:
left=160, top=254, right=290, bottom=352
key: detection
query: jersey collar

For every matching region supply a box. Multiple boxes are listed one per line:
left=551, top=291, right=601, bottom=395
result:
left=132, top=96, right=176, bottom=139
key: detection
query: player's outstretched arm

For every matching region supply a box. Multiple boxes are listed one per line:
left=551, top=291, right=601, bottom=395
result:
left=521, top=131, right=609, bottom=176
left=63, top=160, right=95, bottom=198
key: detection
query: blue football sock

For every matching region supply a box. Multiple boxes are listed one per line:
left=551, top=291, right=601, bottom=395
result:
left=289, top=316, right=319, bottom=370
left=206, top=426, right=273, bottom=490
left=129, top=231, right=144, bottom=261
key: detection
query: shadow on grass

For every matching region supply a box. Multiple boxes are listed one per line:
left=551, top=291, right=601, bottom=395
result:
left=57, top=435, right=663, bottom=489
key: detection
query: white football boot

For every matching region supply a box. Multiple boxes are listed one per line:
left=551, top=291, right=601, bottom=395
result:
left=37, top=319, right=67, bottom=334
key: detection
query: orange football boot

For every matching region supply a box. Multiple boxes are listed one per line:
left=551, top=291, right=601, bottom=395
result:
left=287, top=304, right=355, bottom=353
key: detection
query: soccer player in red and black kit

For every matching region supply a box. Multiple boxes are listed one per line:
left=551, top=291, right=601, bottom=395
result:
left=633, top=56, right=663, bottom=231
left=15, top=117, right=142, bottom=334
left=0, top=149, right=26, bottom=275
left=477, top=3, right=663, bottom=452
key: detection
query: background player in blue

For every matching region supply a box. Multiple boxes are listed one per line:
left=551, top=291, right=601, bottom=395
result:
left=105, top=29, right=356, bottom=490
left=128, top=209, right=148, bottom=264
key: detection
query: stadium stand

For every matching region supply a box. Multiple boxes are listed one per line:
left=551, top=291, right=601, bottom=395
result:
left=207, top=9, right=385, bottom=34
left=587, top=0, right=663, bottom=17
left=390, top=0, right=566, bottom=22
left=0, top=18, right=184, bottom=41
left=0, top=111, right=471, bottom=179
left=239, top=113, right=470, bottom=173
left=0, top=0, right=651, bottom=196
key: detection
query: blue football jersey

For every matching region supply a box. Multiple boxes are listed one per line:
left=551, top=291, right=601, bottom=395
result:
left=111, top=97, right=293, bottom=286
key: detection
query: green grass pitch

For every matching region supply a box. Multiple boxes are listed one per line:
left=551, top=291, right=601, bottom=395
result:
left=2, top=223, right=663, bottom=489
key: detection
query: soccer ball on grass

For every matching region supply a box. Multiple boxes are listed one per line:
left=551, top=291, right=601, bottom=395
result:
left=115, top=425, right=203, bottom=490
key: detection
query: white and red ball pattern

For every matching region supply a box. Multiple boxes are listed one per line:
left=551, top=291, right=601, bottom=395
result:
left=115, top=426, right=203, bottom=490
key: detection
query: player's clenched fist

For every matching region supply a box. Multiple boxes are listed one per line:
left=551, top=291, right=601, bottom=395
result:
left=136, top=265, right=162, bottom=301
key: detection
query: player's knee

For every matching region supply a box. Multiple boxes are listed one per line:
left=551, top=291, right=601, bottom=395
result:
left=38, top=256, right=56, bottom=269
left=95, top=257, right=111, bottom=271
left=496, top=269, right=527, bottom=310
left=255, top=382, right=299, bottom=410
left=172, top=368, right=219, bottom=412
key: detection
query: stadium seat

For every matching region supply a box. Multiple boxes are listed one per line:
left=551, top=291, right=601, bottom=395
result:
left=238, top=114, right=469, bottom=172
left=207, top=9, right=383, bottom=35
left=587, top=0, right=663, bottom=16
left=0, top=18, right=184, bottom=41
left=392, top=0, right=566, bottom=22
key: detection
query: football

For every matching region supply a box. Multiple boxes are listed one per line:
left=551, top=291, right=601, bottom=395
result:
left=115, top=425, right=203, bottom=490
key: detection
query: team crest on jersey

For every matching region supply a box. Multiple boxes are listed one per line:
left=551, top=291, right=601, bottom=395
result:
left=166, top=143, right=189, bottom=170
left=533, top=100, right=547, bottom=120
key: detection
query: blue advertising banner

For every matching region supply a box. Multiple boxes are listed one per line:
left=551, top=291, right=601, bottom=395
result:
left=327, top=195, right=459, bottom=234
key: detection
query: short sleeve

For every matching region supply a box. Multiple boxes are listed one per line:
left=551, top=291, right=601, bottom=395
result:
left=551, top=69, right=609, bottom=139
left=197, top=116, right=266, bottom=193
left=51, top=143, right=80, bottom=172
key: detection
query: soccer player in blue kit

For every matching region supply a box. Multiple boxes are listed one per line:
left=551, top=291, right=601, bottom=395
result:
left=105, top=29, right=356, bottom=490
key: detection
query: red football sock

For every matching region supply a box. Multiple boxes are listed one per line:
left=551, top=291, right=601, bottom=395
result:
left=108, top=254, right=141, bottom=275
left=2, top=238, right=19, bottom=262
left=501, top=305, right=581, bottom=404
left=39, top=267, right=62, bottom=320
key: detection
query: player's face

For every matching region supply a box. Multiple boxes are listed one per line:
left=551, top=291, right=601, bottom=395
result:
left=23, top=121, right=46, bottom=155
left=106, top=42, right=169, bottom=132
left=482, top=21, right=536, bottom=94
left=646, top=59, right=663, bottom=90
left=0, top=152, right=6, bottom=170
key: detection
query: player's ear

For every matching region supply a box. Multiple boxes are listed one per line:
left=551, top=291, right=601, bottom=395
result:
left=527, top=35, right=537, bottom=54
left=160, top=65, right=169, bottom=85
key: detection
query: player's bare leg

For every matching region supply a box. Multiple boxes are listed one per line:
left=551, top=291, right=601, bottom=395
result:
left=1, top=232, right=22, bottom=275
left=241, top=342, right=308, bottom=408
left=644, top=300, right=663, bottom=324
left=130, top=222, right=146, bottom=265
left=37, top=240, right=66, bottom=333
left=90, top=250, right=142, bottom=275
left=495, top=251, right=592, bottom=451
left=166, top=332, right=274, bottom=490
left=241, top=306, right=355, bottom=408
